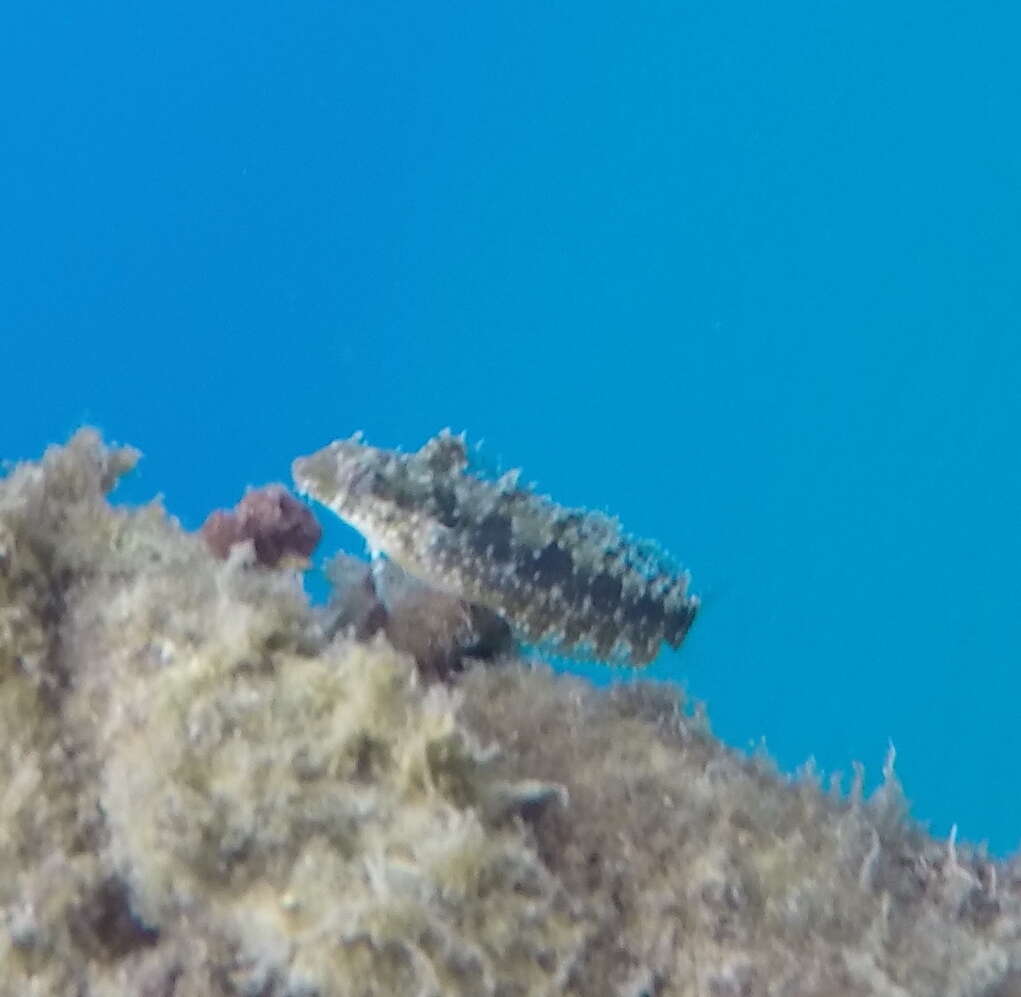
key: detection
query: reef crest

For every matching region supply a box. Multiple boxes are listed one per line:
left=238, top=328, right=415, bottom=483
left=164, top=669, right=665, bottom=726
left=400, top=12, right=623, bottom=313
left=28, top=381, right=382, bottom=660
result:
left=0, top=431, right=1016, bottom=997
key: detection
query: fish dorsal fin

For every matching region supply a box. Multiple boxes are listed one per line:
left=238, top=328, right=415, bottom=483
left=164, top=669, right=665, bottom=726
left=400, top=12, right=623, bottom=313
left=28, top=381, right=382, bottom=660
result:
left=417, top=428, right=468, bottom=474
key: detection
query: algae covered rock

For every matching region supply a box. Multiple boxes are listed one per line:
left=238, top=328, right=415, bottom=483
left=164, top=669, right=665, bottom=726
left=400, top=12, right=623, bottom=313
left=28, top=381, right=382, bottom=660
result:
left=0, top=432, right=583, bottom=997
left=1, top=431, right=1019, bottom=996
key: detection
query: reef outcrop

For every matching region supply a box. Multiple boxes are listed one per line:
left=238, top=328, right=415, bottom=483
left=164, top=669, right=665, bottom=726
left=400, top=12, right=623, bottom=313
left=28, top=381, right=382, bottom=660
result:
left=0, top=431, right=1017, bottom=996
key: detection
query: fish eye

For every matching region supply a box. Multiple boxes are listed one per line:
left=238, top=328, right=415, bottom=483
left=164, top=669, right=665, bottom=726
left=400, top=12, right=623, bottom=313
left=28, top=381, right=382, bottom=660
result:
left=346, top=464, right=377, bottom=493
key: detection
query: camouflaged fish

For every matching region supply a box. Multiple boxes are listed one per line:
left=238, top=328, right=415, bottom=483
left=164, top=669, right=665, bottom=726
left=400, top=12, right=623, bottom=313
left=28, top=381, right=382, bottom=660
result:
left=292, top=430, right=698, bottom=666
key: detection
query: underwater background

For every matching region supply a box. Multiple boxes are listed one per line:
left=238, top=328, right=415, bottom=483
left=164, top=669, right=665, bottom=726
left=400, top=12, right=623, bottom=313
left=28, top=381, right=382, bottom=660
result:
left=3, top=2, right=1018, bottom=854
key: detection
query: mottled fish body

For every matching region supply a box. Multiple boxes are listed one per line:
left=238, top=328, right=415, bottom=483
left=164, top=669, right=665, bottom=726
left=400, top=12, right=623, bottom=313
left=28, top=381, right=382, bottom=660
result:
left=293, top=430, right=697, bottom=666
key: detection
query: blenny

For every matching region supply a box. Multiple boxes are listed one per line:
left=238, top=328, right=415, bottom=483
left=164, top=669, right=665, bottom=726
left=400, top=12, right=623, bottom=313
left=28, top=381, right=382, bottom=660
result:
left=292, top=430, right=698, bottom=666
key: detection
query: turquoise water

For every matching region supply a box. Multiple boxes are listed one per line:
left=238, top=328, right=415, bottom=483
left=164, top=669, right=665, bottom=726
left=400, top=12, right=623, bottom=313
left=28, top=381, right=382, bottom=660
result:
left=3, top=3, right=1019, bottom=853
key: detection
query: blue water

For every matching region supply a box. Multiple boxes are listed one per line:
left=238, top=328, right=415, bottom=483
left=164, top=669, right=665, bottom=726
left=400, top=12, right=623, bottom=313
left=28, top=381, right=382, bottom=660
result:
left=3, top=3, right=1019, bottom=854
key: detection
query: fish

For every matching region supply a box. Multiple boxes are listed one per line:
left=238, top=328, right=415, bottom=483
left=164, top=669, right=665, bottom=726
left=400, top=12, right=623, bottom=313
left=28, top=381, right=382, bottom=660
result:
left=292, top=430, right=698, bottom=666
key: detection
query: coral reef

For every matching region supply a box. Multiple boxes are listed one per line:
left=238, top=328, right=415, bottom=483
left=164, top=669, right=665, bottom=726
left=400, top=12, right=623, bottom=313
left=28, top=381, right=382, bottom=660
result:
left=293, top=430, right=697, bottom=665
left=1, top=431, right=1019, bottom=996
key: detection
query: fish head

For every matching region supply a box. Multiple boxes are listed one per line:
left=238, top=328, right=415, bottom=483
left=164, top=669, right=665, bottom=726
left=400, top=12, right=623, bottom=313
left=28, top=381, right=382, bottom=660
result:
left=292, top=435, right=435, bottom=571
